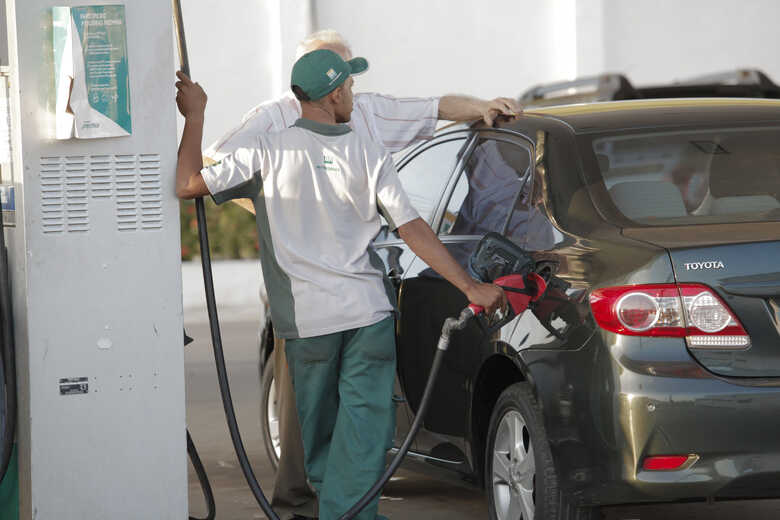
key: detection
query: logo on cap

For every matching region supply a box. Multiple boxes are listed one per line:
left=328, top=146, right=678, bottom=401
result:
left=326, top=68, right=337, bottom=80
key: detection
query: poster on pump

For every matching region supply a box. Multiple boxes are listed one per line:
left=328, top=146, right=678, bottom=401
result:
left=52, top=4, right=132, bottom=139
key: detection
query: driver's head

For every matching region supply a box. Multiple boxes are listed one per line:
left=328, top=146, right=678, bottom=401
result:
left=296, top=29, right=353, bottom=61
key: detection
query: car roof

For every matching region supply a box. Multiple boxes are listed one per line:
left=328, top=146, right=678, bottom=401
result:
left=519, top=98, right=780, bottom=135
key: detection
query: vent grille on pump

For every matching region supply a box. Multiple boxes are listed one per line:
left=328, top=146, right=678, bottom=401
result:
left=138, top=154, right=162, bottom=230
left=115, top=154, right=138, bottom=232
left=40, top=157, right=65, bottom=234
left=38, top=153, right=163, bottom=234
left=89, top=155, right=113, bottom=198
left=64, top=156, right=89, bottom=233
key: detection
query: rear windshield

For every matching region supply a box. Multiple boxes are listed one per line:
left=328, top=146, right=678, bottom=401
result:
left=588, top=126, right=780, bottom=226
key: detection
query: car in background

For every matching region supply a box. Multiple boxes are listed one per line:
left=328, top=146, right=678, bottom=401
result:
left=259, top=92, right=780, bottom=519
left=520, top=68, right=780, bottom=108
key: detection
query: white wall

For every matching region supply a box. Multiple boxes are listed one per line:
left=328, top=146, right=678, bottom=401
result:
left=593, top=0, right=780, bottom=83
left=178, top=0, right=278, bottom=147
left=316, top=0, right=577, bottom=99
left=178, top=0, right=780, bottom=147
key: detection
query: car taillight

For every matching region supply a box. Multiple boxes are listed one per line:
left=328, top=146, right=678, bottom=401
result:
left=589, top=284, right=750, bottom=349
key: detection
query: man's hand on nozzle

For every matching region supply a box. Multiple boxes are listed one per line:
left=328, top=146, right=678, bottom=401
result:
left=483, top=97, right=523, bottom=127
left=175, top=71, right=207, bottom=120
left=465, top=281, right=508, bottom=316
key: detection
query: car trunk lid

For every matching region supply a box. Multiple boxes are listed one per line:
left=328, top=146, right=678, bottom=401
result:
left=665, top=238, right=780, bottom=377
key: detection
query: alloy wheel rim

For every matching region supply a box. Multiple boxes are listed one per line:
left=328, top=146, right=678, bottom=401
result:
left=267, top=377, right=281, bottom=458
left=492, top=410, right=535, bottom=520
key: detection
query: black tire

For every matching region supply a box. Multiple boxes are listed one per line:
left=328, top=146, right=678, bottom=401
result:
left=260, top=354, right=280, bottom=470
left=485, top=382, right=600, bottom=520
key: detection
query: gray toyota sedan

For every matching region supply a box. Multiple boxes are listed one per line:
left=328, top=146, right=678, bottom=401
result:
left=261, top=98, right=780, bottom=520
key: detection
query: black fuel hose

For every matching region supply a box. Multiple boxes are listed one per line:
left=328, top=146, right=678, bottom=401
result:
left=172, top=1, right=278, bottom=516
left=0, top=190, right=16, bottom=483
left=194, top=197, right=280, bottom=520
left=187, top=428, right=216, bottom=520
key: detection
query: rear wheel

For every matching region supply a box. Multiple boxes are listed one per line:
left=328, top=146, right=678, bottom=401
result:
left=260, top=355, right=280, bottom=469
left=485, top=382, right=600, bottom=520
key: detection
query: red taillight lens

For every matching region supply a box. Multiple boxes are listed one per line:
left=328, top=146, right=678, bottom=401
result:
left=589, top=284, right=750, bottom=349
left=642, top=455, right=692, bottom=471
left=616, top=292, right=658, bottom=330
left=589, top=284, right=686, bottom=337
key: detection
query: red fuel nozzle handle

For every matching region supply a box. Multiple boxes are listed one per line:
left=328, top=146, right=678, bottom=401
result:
left=467, top=273, right=548, bottom=317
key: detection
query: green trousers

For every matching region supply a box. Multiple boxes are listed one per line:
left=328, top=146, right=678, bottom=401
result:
left=285, top=316, right=396, bottom=520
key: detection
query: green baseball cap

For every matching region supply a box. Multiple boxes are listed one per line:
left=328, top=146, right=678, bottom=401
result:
left=291, top=49, right=369, bottom=101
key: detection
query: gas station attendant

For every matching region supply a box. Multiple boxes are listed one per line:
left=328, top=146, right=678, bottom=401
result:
left=174, top=50, right=506, bottom=520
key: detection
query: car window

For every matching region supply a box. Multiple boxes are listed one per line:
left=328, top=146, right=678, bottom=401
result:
left=589, top=126, right=780, bottom=225
left=439, top=138, right=533, bottom=237
left=397, top=137, right=469, bottom=223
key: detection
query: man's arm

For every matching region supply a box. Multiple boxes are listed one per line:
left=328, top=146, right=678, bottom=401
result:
left=438, top=95, right=522, bottom=126
left=358, top=92, right=522, bottom=153
left=175, top=71, right=210, bottom=200
left=397, top=217, right=506, bottom=314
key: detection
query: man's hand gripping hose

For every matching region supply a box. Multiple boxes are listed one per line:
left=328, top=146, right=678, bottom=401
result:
left=441, top=270, right=548, bottom=354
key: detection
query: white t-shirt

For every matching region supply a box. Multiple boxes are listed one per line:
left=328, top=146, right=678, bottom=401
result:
left=205, top=91, right=440, bottom=159
left=201, top=118, right=420, bottom=339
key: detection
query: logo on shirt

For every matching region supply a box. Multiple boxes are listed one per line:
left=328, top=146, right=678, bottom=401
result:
left=317, top=151, right=341, bottom=174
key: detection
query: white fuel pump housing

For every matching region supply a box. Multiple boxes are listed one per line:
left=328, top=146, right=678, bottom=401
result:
left=3, top=0, right=186, bottom=517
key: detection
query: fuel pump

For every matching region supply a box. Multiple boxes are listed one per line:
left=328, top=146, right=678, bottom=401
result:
left=0, top=1, right=189, bottom=518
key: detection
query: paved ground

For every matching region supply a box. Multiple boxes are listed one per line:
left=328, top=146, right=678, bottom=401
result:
left=183, top=316, right=780, bottom=520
